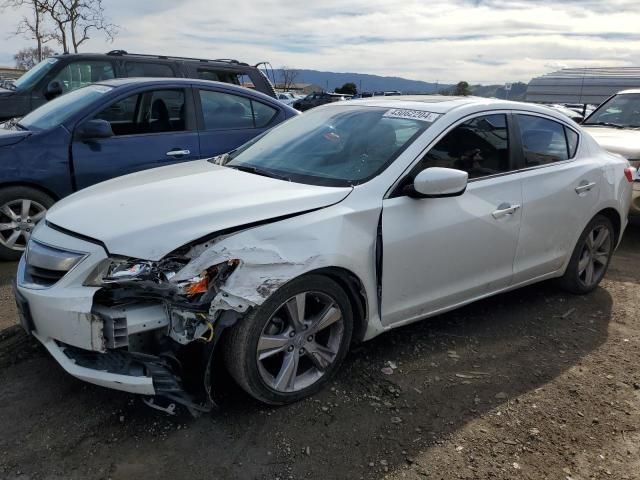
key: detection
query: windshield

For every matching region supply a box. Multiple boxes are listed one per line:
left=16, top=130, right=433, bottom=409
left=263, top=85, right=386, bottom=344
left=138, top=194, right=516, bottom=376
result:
left=20, top=84, right=113, bottom=131
left=13, top=58, right=59, bottom=92
left=584, top=93, right=640, bottom=128
left=226, top=105, right=437, bottom=186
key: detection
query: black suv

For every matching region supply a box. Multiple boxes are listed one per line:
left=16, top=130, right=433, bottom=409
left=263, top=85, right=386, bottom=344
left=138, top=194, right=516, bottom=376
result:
left=0, top=50, right=276, bottom=121
left=293, top=92, right=350, bottom=112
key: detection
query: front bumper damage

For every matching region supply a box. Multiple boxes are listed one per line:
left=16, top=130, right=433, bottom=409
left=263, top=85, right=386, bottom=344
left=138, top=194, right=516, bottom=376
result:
left=15, top=225, right=251, bottom=415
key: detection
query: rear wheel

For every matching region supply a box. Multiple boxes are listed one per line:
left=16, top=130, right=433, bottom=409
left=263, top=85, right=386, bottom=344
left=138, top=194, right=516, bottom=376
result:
left=558, top=214, right=614, bottom=294
left=0, top=187, right=54, bottom=261
left=224, top=274, right=353, bottom=405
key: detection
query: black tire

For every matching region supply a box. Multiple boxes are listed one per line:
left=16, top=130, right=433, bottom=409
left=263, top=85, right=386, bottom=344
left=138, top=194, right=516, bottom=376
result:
left=0, top=186, right=55, bottom=261
left=558, top=214, right=615, bottom=294
left=224, top=274, right=353, bottom=405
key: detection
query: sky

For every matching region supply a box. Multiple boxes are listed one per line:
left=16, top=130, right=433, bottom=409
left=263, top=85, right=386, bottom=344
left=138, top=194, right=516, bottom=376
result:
left=1, top=0, right=640, bottom=85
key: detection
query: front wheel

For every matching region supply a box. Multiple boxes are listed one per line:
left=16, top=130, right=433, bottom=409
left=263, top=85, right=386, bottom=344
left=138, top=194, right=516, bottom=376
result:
left=0, top=186, right=54, bottom=261
left=558, top=214, right=615, bottom=294
left=224, top=274, right=353, bottom=405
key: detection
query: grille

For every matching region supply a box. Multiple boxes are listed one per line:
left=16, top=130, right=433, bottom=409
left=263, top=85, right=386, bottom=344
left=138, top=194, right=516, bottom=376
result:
left=23, top=240, right=87, bottom=287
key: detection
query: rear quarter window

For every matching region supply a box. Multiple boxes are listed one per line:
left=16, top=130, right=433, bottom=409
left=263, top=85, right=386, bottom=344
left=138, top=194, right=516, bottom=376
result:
left=565, top=127, right=579, bottom=158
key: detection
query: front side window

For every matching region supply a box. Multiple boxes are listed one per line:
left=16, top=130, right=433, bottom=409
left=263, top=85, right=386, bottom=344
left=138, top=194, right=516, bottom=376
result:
left=517, top=114, right=569, bottom=166
left=226, top=106, right=436, bottom=186
left=416, top=114, right=510, bottom=179
left=52, top=61, right=115, bottom=93
left=93, top=89, right=187, bottom=136
left=125, top=62, right=174, bottom=78
left=584, top=93, right=640, bottom=128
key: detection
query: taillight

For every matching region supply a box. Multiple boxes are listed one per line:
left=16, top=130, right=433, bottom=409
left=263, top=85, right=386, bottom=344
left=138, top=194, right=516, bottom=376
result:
left=624, top=167, right=635, bottom=182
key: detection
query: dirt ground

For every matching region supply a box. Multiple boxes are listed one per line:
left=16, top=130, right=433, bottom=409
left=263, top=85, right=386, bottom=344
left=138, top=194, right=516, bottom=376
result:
left=0, top=221, right=639, bottom=480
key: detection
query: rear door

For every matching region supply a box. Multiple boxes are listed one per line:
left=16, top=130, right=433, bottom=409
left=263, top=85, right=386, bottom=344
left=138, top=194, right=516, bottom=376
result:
left=511, top=113, right=599, bottom=282
left=195, top=87, right=282, bottom=157
left=71, top=86, right=199, bottom=189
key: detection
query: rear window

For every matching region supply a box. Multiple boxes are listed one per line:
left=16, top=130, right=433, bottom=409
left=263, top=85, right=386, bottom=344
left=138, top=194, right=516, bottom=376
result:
left=125, top=62, right=174, bottom=77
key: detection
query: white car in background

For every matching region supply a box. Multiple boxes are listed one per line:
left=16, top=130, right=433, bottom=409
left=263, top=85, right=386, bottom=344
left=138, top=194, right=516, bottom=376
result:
left=582, top=89, right=640, bottom=214
left=15, top=96, right=633, bottom=410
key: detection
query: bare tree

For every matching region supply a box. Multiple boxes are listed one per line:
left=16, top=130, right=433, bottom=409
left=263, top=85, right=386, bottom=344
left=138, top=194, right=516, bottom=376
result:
left=14, top=45, right=56, bottom=69
left=42, top=0, right=118, bottom=53
left=279, top=66, right=300, bottom=91
left=1, top=0, right=52, bottom=62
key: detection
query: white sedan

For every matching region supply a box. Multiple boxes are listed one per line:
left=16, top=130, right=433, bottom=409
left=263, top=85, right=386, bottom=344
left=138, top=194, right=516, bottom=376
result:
left=15, top=96, right=633, bottom=409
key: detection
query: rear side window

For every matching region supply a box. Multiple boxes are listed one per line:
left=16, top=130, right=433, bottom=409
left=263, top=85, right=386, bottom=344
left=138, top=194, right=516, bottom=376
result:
left=197, top=69, right=251, bottom=88
left=52, top=61, right=115, bottom=93
left=517, top=115, right=570, bottom=166
left=252, top=101, right=278, bottom=128
left=418, top=114, right=510, bottom=179
left=198, top=90, right=278, bottom=130
left=125, top=62, right=174, bottom=78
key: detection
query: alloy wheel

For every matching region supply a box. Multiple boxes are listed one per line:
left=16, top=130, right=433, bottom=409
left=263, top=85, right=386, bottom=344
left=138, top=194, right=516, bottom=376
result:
left=0, top=199, right=47, bottom=252
left=577, top=224, right=612, bottom=288
left=256, top=291, right=344, bottom=393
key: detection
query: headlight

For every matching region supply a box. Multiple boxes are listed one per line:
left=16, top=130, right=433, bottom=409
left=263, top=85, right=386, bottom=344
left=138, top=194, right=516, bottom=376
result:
left=83, top=257, right=239, bottom=298
left=83, top=258, right=155, bottom=286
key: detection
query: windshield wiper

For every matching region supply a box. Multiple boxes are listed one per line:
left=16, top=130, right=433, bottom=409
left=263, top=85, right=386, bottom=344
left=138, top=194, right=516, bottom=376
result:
left=226, top=164, right=290, bottom=181
left=583, top=121, right=624, bottom=128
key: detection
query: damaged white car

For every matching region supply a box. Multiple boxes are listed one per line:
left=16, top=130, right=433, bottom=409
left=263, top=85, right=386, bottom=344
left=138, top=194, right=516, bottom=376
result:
left=14, top=96, right=633, bottom=411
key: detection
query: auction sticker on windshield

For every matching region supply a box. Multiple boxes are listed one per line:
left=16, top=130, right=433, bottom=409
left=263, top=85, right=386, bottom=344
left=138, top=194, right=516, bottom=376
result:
left=383, top=109, right=440, bottom=122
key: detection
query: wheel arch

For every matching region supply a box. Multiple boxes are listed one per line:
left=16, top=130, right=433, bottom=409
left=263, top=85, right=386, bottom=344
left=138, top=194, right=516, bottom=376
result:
left=595, top=207, right=622, bottom=246
left=308, top=267, right=369, bottom=343
left=0, top=182, right=60, bottom=202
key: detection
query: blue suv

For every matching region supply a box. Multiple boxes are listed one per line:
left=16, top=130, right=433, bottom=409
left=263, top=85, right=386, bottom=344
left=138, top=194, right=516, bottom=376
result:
left=0, top=78, right=298, bottom=259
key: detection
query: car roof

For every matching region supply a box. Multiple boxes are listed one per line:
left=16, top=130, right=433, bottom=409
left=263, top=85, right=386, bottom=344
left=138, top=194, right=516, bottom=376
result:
left=616, top=89, right=640, bottom=95
left=94, top=77, right=278, bottom=100
left=342, top=95, right=578, bottom=121
left=47, top=52, right=252, bottom=68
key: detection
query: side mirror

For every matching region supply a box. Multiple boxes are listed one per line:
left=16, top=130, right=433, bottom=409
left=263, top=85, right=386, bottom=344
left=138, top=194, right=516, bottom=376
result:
left=77, top=119, right=113, bottom=140
left=408, top=167, right=468, bottom=198
left=44, top=80, right=63, bottom=100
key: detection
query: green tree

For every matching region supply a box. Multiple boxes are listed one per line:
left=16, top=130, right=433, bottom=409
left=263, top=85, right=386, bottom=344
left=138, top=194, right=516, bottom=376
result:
left=335, top=82, right=357, bottom=95
left=453, top=81, right=471, bottom=96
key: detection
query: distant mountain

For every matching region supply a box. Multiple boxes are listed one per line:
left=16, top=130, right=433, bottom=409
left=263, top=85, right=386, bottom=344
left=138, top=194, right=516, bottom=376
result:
left=271, top=69, right=446, bottom=94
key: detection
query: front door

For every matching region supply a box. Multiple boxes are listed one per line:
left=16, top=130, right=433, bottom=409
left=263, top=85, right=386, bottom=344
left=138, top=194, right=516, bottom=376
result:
left=72, top=87, right=200, bottom=189
left=381, top=113, right=523, bottom=326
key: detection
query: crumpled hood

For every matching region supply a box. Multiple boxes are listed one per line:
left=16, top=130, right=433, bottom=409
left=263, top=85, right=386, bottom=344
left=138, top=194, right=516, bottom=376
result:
left=0, top=127, right=30, bottom=147
left=46, top=160, right=352, bottom=260
left=583, top=126, right=640, bottom=160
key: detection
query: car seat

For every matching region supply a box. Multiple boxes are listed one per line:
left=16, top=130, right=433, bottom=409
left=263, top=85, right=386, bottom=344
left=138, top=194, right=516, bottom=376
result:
left=150, top=99, right=171, bottom=132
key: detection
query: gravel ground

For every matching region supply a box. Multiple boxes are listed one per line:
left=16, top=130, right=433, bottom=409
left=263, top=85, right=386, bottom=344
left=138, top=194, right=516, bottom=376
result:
left=0, top=220, right=639, bottom=480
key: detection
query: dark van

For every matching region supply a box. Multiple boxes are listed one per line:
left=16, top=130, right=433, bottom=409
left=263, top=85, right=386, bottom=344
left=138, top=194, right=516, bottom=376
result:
left=0, top=50, right=276, bottom=121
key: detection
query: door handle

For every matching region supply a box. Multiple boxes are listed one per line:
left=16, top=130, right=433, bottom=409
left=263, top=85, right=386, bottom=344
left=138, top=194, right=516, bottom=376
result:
left=166, top=149, right=190, bottom=157
left=492, top=203, right=521, bottom=219
left=575, top=181, right=596, bottom=194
